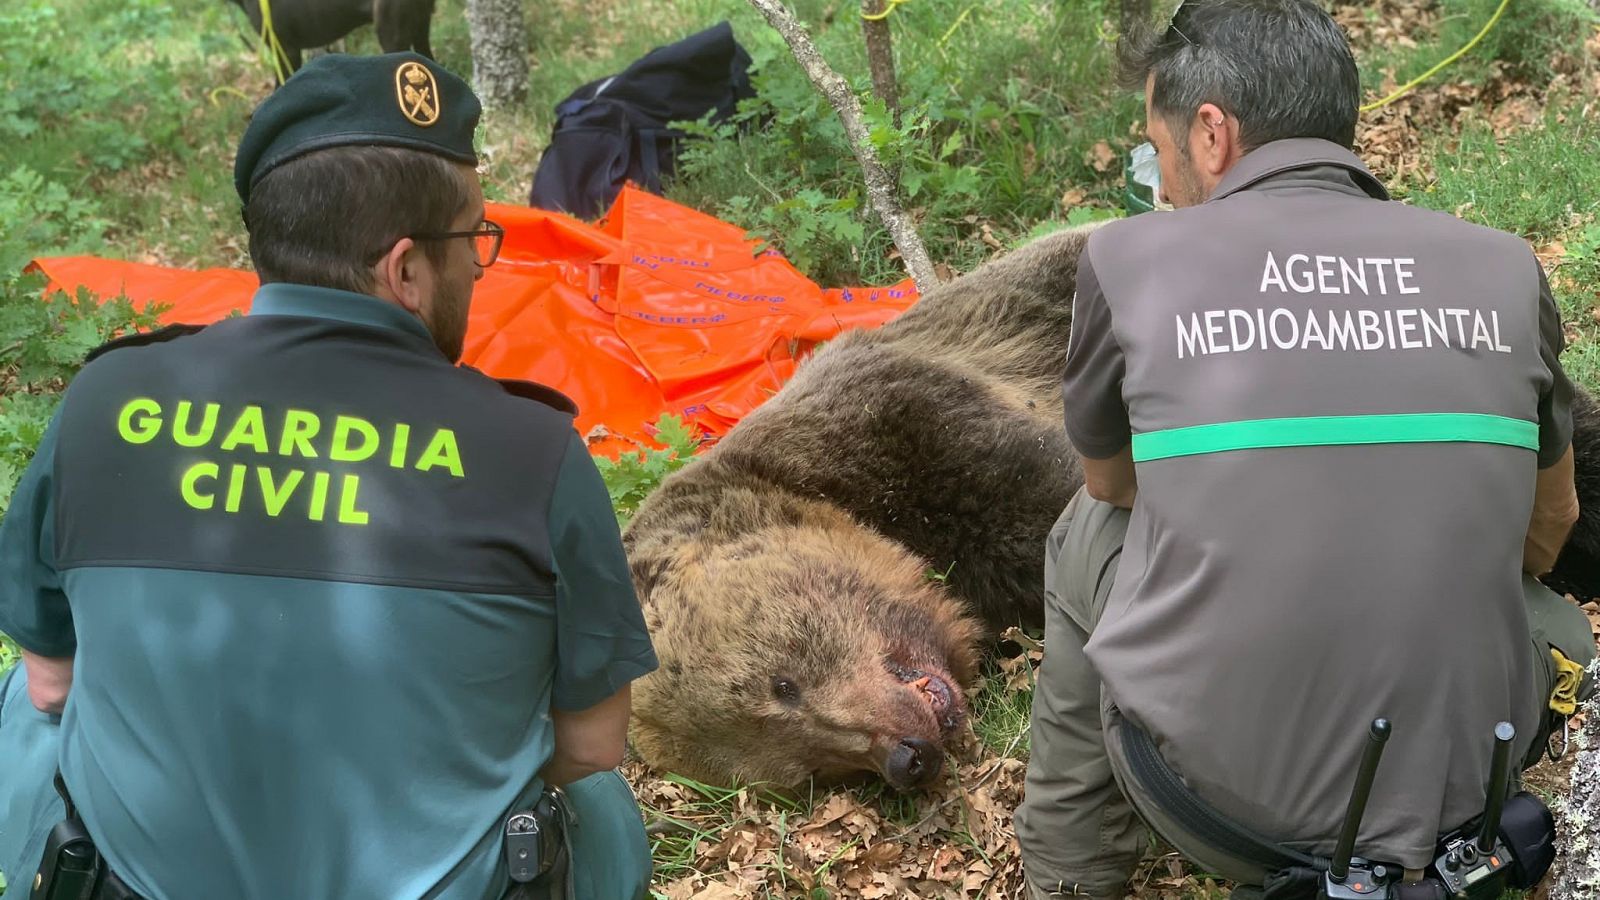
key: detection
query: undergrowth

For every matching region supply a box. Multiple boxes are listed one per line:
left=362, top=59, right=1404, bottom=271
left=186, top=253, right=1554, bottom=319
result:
left=0, top=167, right=165, bottom=683
left=666, top=0, right=1141, bottom=285
left=1355, top=0, right=1596, bottom=90
left=594, top=414, right=705, bottom=528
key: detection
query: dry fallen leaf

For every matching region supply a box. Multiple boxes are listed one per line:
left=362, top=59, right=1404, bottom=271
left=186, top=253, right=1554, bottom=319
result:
left=1087, top=140, right=1118, bottom=174
left=687, top=882, right=745, bottom=900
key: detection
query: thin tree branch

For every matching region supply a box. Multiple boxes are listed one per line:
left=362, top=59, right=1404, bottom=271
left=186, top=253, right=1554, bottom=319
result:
left=746, top=0, right=940, bottom=291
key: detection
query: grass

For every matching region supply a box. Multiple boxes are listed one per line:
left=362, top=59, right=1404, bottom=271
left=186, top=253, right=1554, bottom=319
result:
left=1, top=0, right=1600, bottom=896
left=1352, top=0, right=1595, bottom=92
left=1408, top=102, right=1600, bottom=243
left=1400, top=83, right=1600, bottom=385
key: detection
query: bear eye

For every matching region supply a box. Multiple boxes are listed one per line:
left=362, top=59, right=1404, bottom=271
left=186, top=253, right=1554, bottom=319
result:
left=772, top=676, right=801, bottom=705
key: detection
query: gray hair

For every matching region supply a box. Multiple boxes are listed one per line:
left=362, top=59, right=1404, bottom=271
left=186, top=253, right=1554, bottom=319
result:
left=1118, top=0, right=1361, bottom=153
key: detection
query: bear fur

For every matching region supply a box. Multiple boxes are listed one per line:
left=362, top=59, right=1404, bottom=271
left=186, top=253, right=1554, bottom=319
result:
left=623, top=221, right=1600, bottom=793
left=1543, top=387, right=1600, bottom=599
left=623, top=225, right=1097, bottom=791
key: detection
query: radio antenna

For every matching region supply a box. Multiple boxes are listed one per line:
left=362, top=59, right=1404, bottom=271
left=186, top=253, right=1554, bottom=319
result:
left=1476, top=722, right=1515, bottom=853
left=1330, top=718, right=1391, bottom=883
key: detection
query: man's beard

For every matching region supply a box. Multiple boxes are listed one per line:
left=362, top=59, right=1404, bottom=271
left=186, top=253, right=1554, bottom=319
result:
left=427, top=280, right=471, bottom=363
left=1170, top=151, right=1207, bottom=208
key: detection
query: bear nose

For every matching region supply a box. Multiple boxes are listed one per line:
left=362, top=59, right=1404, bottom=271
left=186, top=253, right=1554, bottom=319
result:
left=886, top=737, right=943, bottom=790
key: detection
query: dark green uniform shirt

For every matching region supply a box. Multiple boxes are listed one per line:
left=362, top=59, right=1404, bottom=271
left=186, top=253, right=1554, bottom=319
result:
left=0, top=284, right=657, bottom=899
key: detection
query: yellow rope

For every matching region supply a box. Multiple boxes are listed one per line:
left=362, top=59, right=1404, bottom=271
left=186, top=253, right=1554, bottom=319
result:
left=861, top=0, right=913, bottom=22
left=255, top=0, right=294, bottom=84
left=207, top=86, right=251, bottom=106
left=1359, top=0, right=1511, bottom=113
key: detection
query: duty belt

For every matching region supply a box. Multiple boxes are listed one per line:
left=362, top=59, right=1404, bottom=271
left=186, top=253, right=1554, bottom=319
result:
left=1118, top=718, right=1556, bottom=900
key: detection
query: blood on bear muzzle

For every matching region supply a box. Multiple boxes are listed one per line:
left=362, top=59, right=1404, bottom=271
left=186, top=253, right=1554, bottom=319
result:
left=888, top=663, right=963, bottom=733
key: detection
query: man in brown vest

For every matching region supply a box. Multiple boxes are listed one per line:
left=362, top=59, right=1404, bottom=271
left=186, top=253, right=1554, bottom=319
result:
left=1014, top=2, right=1595, bottom=897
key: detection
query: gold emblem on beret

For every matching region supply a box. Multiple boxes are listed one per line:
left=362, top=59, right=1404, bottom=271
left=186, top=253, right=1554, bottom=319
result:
left=395, top=61, right=440, bottom=127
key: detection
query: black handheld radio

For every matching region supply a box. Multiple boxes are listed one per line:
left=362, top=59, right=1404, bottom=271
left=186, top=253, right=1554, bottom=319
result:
left=1316, top=718, right=1544, bottom=900
left=1429, top=723, right=1518, bottom=895
left=1321, top=718, right=1394, bottom=899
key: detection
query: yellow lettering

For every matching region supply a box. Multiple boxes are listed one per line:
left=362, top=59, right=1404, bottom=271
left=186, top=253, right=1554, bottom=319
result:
left=173, top=401, right=219, bottom=448
left=389, top=423, right=411, bottom=469
left=257, top=468, right=305, bottom=517
left=280, top=410, right=320, bottom=458
left=117, top=398, right=162, bottom=444
left=415, top=429, right=464, bottom=477
left=330, top=416, right=380, bottom=463
left=308, top=471, right=330, bottom=522
left=180, top=462, right=218, bottom=510
left=224, top=464, right=247, bottom=513
left=337, top=474, right=369, bottom=525
left=219, top=406, right=269, bottom=453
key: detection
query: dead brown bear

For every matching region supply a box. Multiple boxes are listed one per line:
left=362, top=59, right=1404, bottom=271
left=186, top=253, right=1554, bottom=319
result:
left=623, top=224, right=1097, bottom=792
left=623, top=221, right=1600, bottom=793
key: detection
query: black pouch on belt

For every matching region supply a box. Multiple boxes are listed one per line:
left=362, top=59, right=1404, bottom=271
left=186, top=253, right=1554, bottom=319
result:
left=1496, top=791, right=1556, bottom=888
left=503, top=788, right=573, bottom=899
left=1259, top=865, right=1322, bottom=900
left=32, top=816, right=101, bottom=900
left=34, top=772, right=103, bottom=900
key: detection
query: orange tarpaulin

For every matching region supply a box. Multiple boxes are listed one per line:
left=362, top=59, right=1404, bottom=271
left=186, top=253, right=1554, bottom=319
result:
left=30, top=186, right=920, bottom=457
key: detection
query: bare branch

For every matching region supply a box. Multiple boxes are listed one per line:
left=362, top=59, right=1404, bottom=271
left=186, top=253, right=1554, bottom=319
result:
left=746, top=0, right=940, bottom=291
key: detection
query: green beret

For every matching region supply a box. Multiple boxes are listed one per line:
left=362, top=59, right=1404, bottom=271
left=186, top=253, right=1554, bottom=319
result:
left=234, top=51, right=481, bottom=205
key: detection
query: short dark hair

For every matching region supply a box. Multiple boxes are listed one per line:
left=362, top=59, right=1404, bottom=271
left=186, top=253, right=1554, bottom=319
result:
left=1118, top=0, right=1361, bottom=152
left=244, top=145, right=475, bottom=294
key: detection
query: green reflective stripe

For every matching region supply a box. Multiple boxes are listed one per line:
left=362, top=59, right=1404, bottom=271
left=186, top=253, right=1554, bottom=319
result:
left=1131, top=413, right=1538, bottom=462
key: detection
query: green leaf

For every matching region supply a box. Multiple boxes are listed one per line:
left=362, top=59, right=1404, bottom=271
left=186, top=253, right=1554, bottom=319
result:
left=652, top=414, right=696, bottom=452
left=939, top=132, right=966, bottom=161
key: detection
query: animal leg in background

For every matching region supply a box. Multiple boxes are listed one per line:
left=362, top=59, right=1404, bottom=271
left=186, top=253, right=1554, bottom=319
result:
left=375, top=0, right=437, bottom=59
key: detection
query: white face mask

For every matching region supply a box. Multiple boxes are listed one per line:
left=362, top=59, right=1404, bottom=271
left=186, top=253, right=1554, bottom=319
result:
left=1130, top=142, right=1176, bottom=213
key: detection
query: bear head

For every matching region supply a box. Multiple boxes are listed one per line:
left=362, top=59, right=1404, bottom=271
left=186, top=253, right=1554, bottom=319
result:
left=629, top=506, right=982, bottom=792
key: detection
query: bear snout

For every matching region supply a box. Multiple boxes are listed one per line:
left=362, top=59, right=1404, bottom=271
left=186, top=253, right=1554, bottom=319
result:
left=884, top=737, right=944, bottom=790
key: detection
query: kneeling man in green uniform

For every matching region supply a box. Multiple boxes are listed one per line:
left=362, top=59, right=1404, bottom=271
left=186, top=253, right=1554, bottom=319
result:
left=1016, top=1, right=1596, bottom=897
left=0, top=53, right=656, bottom=899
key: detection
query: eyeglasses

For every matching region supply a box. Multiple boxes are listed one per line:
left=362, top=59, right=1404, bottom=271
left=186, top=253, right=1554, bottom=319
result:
left=408, top=219, right=505, bottom=267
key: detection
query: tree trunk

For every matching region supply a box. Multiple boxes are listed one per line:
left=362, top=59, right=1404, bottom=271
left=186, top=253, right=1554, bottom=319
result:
left=465, top=0, right=528, bottom=109
left=861, top=0, right=900, bottom=128
left=746, top=0, right=939, bottom=292
left=1551, top=661, right=1600, bottom=899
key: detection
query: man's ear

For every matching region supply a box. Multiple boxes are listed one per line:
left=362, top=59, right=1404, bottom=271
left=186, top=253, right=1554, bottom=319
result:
left=1191, top=101, right=1241, bottom=177
left=372, top=238, right=425, bottom=313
